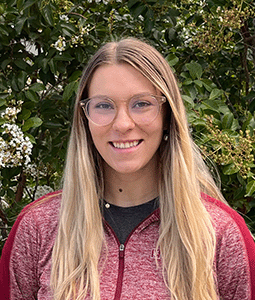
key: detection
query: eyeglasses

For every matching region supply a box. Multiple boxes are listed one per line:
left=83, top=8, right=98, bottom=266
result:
left=80, top=93, right=166, bottom=126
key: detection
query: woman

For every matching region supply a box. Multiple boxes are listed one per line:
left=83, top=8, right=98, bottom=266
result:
left=1, top=38, right=254, bottom=300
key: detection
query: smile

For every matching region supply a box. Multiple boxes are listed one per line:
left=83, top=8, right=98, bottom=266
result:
left=111, top=140, right=142, bottom=149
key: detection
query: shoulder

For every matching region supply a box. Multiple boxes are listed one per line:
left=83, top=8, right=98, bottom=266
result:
left=2, top=190, right=61, bottom=254
left=19, top=190, right=62, bottom=220
left=201, top=193, right=253, bottom=237
left=202, top=193, right=255, bottom=300
left=12, top=190, right=62, bottom=246
left=0, top=191, right=62, bottom=299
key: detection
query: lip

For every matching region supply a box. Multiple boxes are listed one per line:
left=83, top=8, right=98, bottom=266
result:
left=109, top=139, right=143, bottom=150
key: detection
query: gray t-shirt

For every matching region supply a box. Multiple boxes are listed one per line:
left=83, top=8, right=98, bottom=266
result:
left=103, top=198, right=159, bottom=244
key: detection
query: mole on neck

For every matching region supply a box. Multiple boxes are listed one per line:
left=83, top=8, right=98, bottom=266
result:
left=119, top=188, right=123, bottom=192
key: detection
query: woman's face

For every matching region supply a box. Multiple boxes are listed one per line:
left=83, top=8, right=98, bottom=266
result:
left=87, top=63, right=164, bottom=175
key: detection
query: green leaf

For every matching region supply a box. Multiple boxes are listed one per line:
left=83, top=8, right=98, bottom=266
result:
left=25, top=90, right=39, bottom=102
left=22, top=0, right=37, bottom=11
left=222, top=113, right=234, bottom=129
left=182, top=79, right=193, bottom=85
left=182, top=95, right=194, bottom=107
left=183, top=85, right=197, bottom=100
left=194, top=80, right=203, bottom=88
left=7, top=188, right=15, bottom=198
left=14, top=58, right=28, bottom=70
left=30, top=83, right=45, bottom=92
left=41, top=4, right=54, bottom=26
left=43, top=121, right=63, bottom=128
left=60, top=23, right=76, bottom=36
left=0, top=25, right=9, bottom=36
left=201, top=79, right=215, bottom=92
left=166, top=53, right=179, bottom=66
left=17, top=0, right=24, bottom=10
left=185, top=62, right=203, bottom=80
left=41, top=58, right=49, bottom=73
left=128, top=0, right=140, bottom=9
left=63, top=81, right=78, bottom=102
left=249, top=98, right=255, bottom=114
left=1, top=59, right=11, bottom=70
left=0, top=99, right=7, bottom=107
left=22, top=117, right=43, bottom=131
left=54, top=53, right=74, bottom=61
left=48, top=59, right=56, bottom=74
left=209, top=88, right=223, bottom=100
left=15, top=16, right=26, bottom=35
left=132, top=4, right=146, bottom=18
left=69, top=70, right=82, bottom=82
left=0, top=93, right=9, bottom=99
left=166, top=28, right=176, bottom=41
left=18, top=108, right=31, bottom=121
left=17, top=71, right=27, bottom=90
left=25, top=133, right=36, bottom=144
left=222, top=164, right=240, bottom=175
left=245, top=180, right=255, bottom=197
left=11, top=77, right=19, bottom=92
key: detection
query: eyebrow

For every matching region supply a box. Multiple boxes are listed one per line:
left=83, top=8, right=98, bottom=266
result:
left=87, top=92, right=154, bottom=101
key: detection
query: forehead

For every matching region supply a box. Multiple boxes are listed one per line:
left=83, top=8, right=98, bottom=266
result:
left=88, top=63, right=157, bottom=99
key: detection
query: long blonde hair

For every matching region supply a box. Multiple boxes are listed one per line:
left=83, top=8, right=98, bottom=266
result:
left=51, top=38, right=225, bottom=300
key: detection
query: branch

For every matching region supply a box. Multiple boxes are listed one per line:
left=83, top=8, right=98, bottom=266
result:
left=240, top=20, right=252, bottom=93
left=15, top=171, right=26, bottom=203
left=67, top=12, right=87, bottom=20
left=0, top=208, right=8, bottom=224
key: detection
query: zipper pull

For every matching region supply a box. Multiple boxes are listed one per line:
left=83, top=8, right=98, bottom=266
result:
left=119, top=244, right=125, bottom=258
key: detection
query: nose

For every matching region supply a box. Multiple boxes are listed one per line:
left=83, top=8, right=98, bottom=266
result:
left=112, top=106, right=135, bottom=133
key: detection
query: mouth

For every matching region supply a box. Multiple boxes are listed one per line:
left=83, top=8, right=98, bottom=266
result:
left=110, top=140, right=143, bottom=149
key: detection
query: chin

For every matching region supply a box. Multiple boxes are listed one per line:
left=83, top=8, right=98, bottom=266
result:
left=111, top=163, right=147, bottom=175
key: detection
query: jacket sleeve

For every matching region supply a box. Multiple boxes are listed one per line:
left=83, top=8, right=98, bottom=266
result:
left=214, top=204, right=255, bottom=300
left=216, top=219, right=254, bottom=300
left=0, top=208, right=40, bottom=300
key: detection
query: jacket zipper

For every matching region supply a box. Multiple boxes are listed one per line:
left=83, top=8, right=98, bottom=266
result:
left=105, top=208, right=160, bottom=300
left=113, top=244, right=125, bottom=300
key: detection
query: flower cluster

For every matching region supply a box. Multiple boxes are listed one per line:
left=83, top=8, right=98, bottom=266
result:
left=52, top=36, right=66, bottom=53
left=0, top=124, right=33, bottom=168
left=1, top=106, right=21, bottom=123
left=60, top=14, right=69, bottom=22
left=200, top=116, right=255, bottom=179
left=0, top=104, right=33, bottom=168
left=187, top=0, right=254, bottom=54
left=70, top=24, right=95, bottom=47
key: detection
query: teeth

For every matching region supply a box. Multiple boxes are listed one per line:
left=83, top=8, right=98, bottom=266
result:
left=113, top=140, right=139, bottom=149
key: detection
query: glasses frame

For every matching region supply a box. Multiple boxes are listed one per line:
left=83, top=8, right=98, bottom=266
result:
left=80, top=93, right=166, bottom=126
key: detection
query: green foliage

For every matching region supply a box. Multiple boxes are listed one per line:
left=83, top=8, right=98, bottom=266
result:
left=127, top=0, right=255, bottom=228
left=0, top=0, right=255, bottom=254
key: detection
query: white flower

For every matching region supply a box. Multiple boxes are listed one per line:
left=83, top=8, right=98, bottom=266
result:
left=1, top=107, right=21, bottom=123
left=60, top=14, right=69, bottom=22
left=54, top=36, right=66, bottom=53
left=0, top=124, right=33, bottom=168
left=26, top=77, right=32, bottom=85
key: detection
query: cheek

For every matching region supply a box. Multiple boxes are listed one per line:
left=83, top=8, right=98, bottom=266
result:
left=88, top=123, right=107, bottom=152
left=89, top=123, right=99, bottom=144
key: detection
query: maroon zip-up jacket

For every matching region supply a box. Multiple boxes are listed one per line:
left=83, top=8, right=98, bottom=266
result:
left=0, top=191, right=254, bottom=299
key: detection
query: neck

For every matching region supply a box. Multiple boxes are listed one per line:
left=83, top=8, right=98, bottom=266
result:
left=103, top=162, right=159, bottom=207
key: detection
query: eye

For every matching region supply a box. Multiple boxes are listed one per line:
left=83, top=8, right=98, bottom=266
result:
left=132, top=100, right=152, bottom=109
left=94, top=102, right=114, bottom=110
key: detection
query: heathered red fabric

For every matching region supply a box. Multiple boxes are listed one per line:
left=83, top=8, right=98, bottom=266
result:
left=0, top=191, right=254, bottom=300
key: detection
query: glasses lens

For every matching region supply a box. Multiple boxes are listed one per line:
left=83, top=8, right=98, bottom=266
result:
left=86, top=97, right=116, bottom=125
left=129, top=95, right=159, bottom=124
